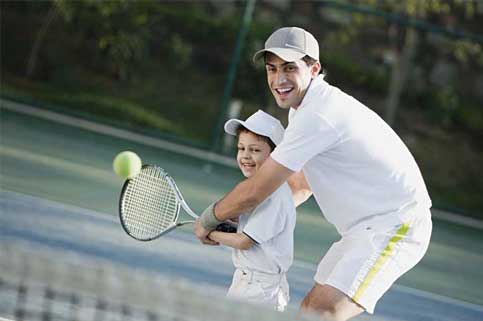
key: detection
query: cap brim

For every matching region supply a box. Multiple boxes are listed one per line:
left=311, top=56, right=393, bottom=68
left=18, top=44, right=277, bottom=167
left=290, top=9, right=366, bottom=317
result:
left=224, top=119, right=245, bottom=136
left=252, top=48, right=306, bottom=63
left=224, top=118, right=271, bottom=142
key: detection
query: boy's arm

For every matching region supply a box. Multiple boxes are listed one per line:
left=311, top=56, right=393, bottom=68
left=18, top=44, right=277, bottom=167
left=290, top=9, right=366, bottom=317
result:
left=208, top=231, right=254, bottom=250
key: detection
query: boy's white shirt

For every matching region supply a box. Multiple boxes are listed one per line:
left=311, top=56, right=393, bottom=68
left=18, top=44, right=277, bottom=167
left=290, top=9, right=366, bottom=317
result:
left=232, top=182, right=296, bottom=274
left=271, top=75, right=432, bottom=235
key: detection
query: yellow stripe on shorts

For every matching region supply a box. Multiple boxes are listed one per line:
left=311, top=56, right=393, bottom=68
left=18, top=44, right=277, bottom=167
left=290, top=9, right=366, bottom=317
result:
left=352, top=223, right=410, bottom=302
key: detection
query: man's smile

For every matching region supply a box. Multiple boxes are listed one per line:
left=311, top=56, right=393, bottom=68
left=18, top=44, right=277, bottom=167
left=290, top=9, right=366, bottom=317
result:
left=274, top=86, right=294, bottom=98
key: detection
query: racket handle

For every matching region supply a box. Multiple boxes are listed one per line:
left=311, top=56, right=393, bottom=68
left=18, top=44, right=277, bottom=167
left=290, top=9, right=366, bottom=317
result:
left=215, top=222, right=237, bottom=233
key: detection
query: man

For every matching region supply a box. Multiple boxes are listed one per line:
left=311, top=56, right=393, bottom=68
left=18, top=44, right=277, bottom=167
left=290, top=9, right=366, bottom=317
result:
left=194, top=27, right=432, bottom=321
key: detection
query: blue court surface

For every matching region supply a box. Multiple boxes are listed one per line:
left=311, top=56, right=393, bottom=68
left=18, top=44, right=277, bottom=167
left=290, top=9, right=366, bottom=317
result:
left=1, top=192, right=482, bottom=321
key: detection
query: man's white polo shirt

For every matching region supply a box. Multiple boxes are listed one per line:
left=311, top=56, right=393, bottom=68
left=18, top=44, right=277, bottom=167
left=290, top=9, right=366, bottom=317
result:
left=271, top=75, right=431, bottom=234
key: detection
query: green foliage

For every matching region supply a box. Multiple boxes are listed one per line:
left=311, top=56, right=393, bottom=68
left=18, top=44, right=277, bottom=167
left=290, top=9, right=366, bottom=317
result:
left=324, top=52, right=388, bottom=94
left=455, top=99, right=483, bottom=133
left=167, top=34, right=193, bottom=71
left=415, top=87, right=483, bottom=133
left=55, top=0, right=155, bottom=80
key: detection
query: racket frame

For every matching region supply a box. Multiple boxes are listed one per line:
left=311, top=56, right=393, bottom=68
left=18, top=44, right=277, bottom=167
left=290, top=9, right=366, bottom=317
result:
left=119, top=165, right=234, bottom=241
left=119, top=165, right=196, bottom=241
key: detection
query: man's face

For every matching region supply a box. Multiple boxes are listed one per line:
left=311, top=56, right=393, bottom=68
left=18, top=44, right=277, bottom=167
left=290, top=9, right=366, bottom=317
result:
left=265, top=53, right=320, bottom=109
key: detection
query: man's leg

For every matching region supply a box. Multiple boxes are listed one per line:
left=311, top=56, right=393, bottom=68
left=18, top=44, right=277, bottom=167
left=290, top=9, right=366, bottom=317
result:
left=300, top=283, right=364, bottom=321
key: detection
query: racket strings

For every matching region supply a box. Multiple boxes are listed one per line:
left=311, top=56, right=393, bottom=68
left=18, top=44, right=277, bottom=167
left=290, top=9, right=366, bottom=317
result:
left=121, top=166, right=179, bottom=240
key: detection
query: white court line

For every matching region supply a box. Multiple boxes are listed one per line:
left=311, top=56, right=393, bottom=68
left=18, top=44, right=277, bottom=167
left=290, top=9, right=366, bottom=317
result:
left=1, top=98, right=237, bottom=168
left=2, top=98, right=482, bottom=229
left=431, top=208, right=483, bottom=229
left=395, top=284, right=483, bottom=313
left=0, top=190, right=118, bottom=224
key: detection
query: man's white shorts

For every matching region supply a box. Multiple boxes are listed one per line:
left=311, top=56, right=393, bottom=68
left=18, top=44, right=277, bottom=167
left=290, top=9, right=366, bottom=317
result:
left=227, top=268, right=289, bottom=312
left=314, top=209, right=432, bottom=314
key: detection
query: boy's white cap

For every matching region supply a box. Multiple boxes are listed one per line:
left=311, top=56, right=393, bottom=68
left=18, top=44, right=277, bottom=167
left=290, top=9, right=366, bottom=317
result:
left=224, top=110, right=284, bottom=146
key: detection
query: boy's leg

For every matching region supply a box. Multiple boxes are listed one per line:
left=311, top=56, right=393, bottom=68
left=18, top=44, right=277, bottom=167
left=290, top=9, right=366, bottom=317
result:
left=300, top=283, right=364, bottom=321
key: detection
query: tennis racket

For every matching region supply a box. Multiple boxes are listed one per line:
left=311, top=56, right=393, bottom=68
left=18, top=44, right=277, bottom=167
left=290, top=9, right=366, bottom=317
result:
left=119, top=165, right=236, bottom=241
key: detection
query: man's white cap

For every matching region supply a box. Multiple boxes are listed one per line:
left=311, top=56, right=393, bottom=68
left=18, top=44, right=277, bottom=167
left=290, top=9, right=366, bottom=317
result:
left=224, top=110, right=284, bottom=146
left=253, top=26, right=319, bottom=62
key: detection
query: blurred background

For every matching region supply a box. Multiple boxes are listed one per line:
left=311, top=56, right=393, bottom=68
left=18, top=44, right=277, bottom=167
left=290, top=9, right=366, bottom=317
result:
left=2, top=0, right=482, bottom=215
left=1, top=1, right=482, bottom=321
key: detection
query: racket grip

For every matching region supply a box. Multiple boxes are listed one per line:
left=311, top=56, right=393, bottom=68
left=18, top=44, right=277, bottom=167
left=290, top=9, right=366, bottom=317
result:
left=215, top=222, right=237, bottom=233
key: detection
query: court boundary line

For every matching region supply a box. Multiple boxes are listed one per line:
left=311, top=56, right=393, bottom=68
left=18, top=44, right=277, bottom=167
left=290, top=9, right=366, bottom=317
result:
left=1, top=98, right=482, bottom=230
left=0, top=98, right=237, bottom=168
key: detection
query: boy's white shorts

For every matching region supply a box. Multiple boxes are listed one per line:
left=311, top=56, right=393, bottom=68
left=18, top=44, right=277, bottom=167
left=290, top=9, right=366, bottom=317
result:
left=314, top=208, right=432, bottom=314
left=227, top=268, right=289, bottom=312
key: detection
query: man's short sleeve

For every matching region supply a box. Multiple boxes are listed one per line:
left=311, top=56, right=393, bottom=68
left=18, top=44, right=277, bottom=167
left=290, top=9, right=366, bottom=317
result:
left=271, top=110, right=340, bottom=172
left=242, top=196, right=285, bottom=244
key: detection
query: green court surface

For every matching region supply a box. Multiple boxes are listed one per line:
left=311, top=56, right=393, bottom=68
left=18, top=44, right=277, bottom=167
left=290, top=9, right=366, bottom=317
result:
left=1, top=108, right=482, bottom=306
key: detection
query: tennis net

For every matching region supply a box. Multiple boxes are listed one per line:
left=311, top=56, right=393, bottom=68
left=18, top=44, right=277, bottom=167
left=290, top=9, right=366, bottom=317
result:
left=0, top=241, right=311, bottom=321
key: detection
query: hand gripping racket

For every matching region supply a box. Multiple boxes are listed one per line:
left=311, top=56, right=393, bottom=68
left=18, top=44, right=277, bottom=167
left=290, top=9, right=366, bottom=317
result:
left=119, top=165, right=236, bottom=241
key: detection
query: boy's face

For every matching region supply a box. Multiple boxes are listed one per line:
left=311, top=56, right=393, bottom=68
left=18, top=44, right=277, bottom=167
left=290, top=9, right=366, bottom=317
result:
left=265, top=53, right=320, bottom=109
left=237, top=131, right=272, bottom=178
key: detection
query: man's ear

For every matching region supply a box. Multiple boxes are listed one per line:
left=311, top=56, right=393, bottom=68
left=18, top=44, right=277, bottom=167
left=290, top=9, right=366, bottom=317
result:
left=311, top=61, right=322, bottom=78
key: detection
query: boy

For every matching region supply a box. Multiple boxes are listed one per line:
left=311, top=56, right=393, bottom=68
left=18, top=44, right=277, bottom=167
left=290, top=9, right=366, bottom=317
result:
left=207, top=110, right=296, bottom=312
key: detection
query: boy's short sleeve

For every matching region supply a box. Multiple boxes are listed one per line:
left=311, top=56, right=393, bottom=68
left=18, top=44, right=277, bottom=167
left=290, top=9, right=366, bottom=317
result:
left=271, top=110, right=340, bottom=172
left=242, top=196, right=285, bottom=244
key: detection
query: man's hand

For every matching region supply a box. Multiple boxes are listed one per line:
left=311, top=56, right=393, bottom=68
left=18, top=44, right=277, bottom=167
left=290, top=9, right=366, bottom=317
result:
left=193, top=202, right=222, bottom=245
left=193, top=218, right=218, bottom=245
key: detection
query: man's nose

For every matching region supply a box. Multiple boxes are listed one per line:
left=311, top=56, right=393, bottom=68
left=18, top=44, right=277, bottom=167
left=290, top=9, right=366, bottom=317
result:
left=276, top=72, right=287, bottom=85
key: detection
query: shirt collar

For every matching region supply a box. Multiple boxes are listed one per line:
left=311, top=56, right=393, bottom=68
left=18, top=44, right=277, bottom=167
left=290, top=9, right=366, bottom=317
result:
left=291, top=74, right=327, bottom=113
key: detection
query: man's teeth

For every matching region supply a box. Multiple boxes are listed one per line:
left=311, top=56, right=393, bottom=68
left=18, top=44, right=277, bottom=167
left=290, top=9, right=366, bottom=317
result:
left=278, top=88, right=292, bottom=93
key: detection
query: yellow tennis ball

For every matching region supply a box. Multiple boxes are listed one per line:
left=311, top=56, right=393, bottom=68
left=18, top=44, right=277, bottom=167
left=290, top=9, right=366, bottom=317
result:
left=113, top=151, right=142, bottom=179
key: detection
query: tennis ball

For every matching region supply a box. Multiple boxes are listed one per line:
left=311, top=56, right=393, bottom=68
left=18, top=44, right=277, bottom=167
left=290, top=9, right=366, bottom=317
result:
left=113, top=151, right=142, bottom=179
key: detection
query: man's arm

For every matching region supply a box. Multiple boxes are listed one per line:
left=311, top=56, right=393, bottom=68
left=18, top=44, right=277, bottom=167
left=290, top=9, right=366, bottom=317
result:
left=287, top=170, right=313, bottom=207
left=194, top=157, right=293, bottom=243
left=215, top=157, right=293, bottom=220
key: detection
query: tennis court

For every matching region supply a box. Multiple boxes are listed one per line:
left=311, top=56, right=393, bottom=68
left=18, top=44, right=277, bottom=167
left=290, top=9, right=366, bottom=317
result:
left=1, top=99, right=483, bottom=320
